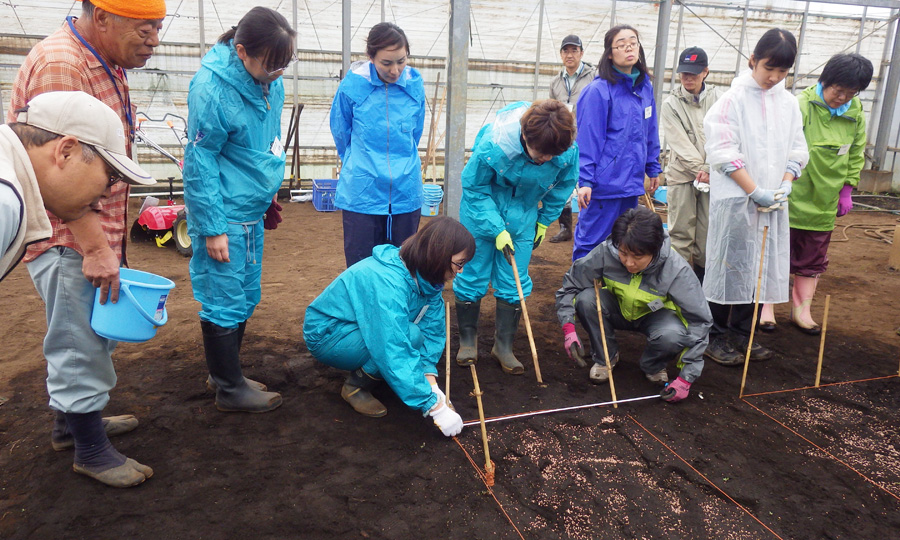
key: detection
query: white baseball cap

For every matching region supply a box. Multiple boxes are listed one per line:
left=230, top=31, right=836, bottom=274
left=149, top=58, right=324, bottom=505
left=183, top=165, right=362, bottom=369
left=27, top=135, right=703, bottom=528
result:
left=16, top=91, right=156, bottom=186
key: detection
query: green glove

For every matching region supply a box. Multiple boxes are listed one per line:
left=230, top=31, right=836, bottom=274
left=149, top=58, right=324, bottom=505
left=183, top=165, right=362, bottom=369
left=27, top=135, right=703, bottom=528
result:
left=495, top=230, right=514, bottom=264
left=533, top=223, right=548, bottom=250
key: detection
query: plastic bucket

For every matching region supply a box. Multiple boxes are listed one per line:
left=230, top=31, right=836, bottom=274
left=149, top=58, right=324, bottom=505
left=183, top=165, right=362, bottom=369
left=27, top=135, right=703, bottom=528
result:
left=421, top=184, right=444, bottom=216
left=90, top=268, right=175, bottom=343
left=653, top=186, right=668, bottom=205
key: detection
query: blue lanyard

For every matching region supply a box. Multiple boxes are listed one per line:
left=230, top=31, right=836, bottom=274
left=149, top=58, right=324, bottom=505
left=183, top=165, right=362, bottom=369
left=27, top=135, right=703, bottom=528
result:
left=66, top=16, right=134, bottom=141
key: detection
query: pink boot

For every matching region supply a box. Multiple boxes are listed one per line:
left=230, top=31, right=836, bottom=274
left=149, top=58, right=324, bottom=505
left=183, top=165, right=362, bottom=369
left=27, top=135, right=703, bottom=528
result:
left=791, top=276, right=821, bottom=335
left=758, top=303, right=776, bottom=332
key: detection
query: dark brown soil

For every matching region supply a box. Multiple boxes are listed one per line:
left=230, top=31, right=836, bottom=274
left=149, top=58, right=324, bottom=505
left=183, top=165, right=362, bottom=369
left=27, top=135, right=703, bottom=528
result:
left=0, top=201, right=898, bottom=539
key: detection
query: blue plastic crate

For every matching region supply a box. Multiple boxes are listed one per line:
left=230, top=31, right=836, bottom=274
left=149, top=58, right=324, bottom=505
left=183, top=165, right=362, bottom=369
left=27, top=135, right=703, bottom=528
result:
left=312, top=179, right=338, bottom=212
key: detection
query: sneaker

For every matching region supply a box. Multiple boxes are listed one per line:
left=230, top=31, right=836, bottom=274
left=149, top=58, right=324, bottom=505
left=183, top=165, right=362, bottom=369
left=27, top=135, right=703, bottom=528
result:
left=589, top=353, right=619, bottom=384
left=704, top=337, right=743, bottom=366
left=734, top=338, right=775, bottom=361
left=645, top=368, right=669, bottom=386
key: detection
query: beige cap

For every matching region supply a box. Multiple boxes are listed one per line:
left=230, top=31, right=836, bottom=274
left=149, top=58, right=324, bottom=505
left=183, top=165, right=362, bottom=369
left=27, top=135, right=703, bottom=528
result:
left=16, top=91, right=155, bottom=186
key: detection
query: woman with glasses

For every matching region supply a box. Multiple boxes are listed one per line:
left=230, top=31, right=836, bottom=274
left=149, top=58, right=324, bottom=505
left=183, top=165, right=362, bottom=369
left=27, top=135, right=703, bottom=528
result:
left=330, top=22, right=426, bottom=268
left=778, top=53, right=873, bottom=334
left=572, top=24, right=661, bottom=261
left=303, top=217, right=475, bottom=438
left=183, top=6, right=296, bottom=413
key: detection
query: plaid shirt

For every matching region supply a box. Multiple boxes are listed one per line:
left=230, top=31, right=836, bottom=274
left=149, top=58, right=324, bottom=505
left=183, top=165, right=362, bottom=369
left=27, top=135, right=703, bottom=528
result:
left=8, top=21, right=135, bottom=263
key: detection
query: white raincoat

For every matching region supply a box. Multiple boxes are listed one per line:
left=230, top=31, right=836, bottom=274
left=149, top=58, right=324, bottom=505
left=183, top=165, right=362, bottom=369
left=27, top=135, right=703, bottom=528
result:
left=703, top=70, right=809, bottom=304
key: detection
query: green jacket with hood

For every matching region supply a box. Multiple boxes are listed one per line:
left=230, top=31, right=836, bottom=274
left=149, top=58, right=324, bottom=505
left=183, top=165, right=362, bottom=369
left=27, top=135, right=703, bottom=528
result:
left=789, top=85, right=867, bottom=232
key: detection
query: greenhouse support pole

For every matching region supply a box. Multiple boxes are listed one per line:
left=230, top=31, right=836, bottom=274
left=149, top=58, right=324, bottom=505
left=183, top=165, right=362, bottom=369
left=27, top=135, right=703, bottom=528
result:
left=292, top=0, right=299, bottom=105
left=792, top=2, right=810, bottom=93
left=735, top=0, right=749, bottom=77
left=610, top=0, right=616, bottom=29
left=198, top=0, right=205, bottom=59
left=857, top=6, right=868, bottom=54
left=669, top=2, right=684, bottom=95
left=873, top=14, right=900, bottom=171
left=382, top=0, right=386, bottom=22
left=869, top=9, right=897, bottom=144
left=532, top=0, right=545, bottom=102
left=652, top=0, right=673, bottom=107
left=445, top=0, right=470, bottom=220
left=342, top=0, right=351, bottom=79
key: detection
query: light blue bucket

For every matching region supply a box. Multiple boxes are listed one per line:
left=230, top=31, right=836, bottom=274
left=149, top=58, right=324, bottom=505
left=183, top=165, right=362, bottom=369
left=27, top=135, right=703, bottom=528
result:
left=91, top=268, right=175, bottom=343
left=421, top=184, right=444, bottom=216
left=653, top=186, right=668, bottom=204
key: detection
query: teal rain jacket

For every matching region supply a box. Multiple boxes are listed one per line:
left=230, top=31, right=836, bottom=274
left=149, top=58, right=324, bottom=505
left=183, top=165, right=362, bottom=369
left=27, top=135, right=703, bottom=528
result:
left=330, top=61, right=426, bottom=215
left=303, top=245, right=444, bottom=414
left=453, top=101, right=578, bottom=302
left=183, top=41, right=286, bottom=237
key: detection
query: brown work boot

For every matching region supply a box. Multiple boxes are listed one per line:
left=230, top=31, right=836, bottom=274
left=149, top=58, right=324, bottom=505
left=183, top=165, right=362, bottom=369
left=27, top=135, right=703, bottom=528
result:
left=341, top=369, right=387, bottom=417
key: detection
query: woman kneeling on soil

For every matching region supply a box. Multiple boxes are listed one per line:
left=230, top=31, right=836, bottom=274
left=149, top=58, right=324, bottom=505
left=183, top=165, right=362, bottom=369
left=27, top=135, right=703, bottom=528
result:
left=303, top=217, right=475, bottom=437
left=555, top=206, right=711, bottom=402
left=183, top=7, right=296, bottom=413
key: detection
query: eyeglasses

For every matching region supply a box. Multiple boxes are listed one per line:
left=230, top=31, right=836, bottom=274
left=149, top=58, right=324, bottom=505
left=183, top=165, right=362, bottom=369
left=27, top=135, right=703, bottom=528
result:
left=96, top=151, right=125, bottom=187
left=450, top=260, right=466, bottom=271
left=827, top=86, right=859, bottom=100
left=612, top=40, right=640, bottom=52
left=262, top=54, right=298, bottom=77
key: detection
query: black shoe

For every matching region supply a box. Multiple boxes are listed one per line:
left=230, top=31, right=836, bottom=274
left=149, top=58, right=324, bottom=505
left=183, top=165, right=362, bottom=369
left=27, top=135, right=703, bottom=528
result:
left=548, top=207, right=573, bottom=243
left=734, top=338, right=775, bottom=361
left=704, top=337, right=743, bottom=366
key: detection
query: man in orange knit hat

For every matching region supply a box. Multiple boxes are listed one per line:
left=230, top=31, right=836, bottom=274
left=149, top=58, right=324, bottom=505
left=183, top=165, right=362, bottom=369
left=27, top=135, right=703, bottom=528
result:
left=8, top=0, right=166, bottom=488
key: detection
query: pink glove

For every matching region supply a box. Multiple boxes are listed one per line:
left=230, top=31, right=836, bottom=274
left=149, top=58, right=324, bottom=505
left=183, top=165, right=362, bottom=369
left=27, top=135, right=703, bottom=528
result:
left=836, top=185, right=853, bottom=217
left=661, top=377, right=692, bottom=403
left=263, top=200, right=283, bottom=230
left=563, top=323, right=586, bottom=367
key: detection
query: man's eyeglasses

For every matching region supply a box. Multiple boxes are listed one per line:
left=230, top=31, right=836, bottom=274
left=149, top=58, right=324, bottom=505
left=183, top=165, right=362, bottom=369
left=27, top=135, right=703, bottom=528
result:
left=450, top=260, right=466, bottom=271
left=828, top=86, right=859, bottom=100
left=612, top=40, right=640, bottom=52
left=97, top=151, right=125, bottom=187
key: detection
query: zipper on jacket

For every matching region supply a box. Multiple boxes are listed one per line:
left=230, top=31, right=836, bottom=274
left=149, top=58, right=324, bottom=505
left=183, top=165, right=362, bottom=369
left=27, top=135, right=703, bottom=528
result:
left=384, top=83, right=394, bottom=239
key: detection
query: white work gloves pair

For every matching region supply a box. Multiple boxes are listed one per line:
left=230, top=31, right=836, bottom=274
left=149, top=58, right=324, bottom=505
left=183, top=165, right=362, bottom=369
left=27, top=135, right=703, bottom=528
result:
left=429, top=384, right=463, bottom=437
left=750, top=180, right=793, bottom=212
left=692, top=179, right=710, bottom=193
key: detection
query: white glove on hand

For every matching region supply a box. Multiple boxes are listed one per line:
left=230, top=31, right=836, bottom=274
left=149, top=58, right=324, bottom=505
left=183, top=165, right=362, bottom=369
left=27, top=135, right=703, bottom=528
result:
left=429, top=401, right=463, bottom=437
left=430, top=384, right=453, bottom=411
left=693, top=179, right=710, bottom=193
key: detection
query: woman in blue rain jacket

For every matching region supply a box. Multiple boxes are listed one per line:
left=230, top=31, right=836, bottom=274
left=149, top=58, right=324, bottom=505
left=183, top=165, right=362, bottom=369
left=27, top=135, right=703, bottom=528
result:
left=304, top=217, right=475, bottom=438
left=330, top=22, right=426, bottom=267
left=183, top=7, right=295, bottom=413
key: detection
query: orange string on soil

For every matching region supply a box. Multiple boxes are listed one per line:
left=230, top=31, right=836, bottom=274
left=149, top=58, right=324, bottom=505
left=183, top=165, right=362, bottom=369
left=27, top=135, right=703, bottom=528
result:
left=453, top=437, right=526, bottom=540
left=627, top=415, right=787, bottom=540
left=740, top=399, right=900, bottom=502
left=740, top=374, right=898, bottom=398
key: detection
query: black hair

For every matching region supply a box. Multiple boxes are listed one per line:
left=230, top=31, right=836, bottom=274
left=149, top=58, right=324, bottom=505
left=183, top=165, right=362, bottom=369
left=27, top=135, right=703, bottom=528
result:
left=750, top=28, right=797, bottom=70
left=597, top=25, right=649, bottom=86
left=366, top=22, right=410, bottom=58
left=399, top=217, right=476, bottom=286
left=521, top=100, right=577, bottom=157
left=219, top=7, right=296, bottom=73
left=819, top=53, right=874, bottom=92
left=610, top=206, right=664, bottom=257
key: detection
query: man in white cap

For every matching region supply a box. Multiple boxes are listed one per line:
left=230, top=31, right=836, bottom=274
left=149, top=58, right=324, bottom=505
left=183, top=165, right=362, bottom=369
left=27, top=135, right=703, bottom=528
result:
left=548, top=34, right=596, bottom=244
left=1, top=91, right=154, bottom=281
left=7, top=0, right=165, bottom=487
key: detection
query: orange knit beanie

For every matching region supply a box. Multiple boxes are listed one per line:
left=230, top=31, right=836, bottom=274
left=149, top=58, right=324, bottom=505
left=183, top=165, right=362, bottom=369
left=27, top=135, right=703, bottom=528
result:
left=83, top=0, right=167, bottom=20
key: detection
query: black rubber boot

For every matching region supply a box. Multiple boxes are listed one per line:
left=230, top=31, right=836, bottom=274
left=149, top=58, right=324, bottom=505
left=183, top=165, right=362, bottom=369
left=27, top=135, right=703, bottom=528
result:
left=491, top=298, right=524, bottom=375
left=549, top=206, right=573, bottom=243
left=65, top=411, right=153, bottom=488
left=201, top=320, right=282, bottom=413
left=205, top=321, right=267, bottom=392
left=341, top=368, right=387, bottom=417
left=51, top=409, right=139, bottom=451
left=455, top=299, right=481, bottom=366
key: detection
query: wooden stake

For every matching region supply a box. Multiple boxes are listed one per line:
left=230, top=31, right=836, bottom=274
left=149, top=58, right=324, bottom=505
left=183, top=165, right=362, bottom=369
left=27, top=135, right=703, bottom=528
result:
left=814, top=294, right=831, bottom=387
left=421, top=74, right=441, bottom=177
left=445, top=302, right=451, bottom=399
left=470, top=364, right=495, bottom=486
left=594, top=280, right=619, bottom=408
left=508, top=253, right=543, bottom=383
left=644, top=191, right=656, bottom=214
left=430, top=87, right=447, bottom=181
left=888, top=224, right=900, bottom=270
left=740, top=226, right=769, bottom=398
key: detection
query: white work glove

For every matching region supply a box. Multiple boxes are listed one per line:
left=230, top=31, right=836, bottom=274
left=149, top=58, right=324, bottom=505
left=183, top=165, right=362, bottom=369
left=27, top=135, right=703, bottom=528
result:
left=430, top=383, right=453, bottom=411
left=429, top=400, right=463, bottom=437
left=693, top=179, right=710, bottom=193
left=749, top=186, right=783, bottom=208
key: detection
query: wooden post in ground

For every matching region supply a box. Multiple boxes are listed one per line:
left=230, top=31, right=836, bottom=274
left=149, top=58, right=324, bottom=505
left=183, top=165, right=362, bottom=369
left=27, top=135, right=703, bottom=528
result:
left=470, top=365, right=495, bottom=486
left=445, top=302, right=451, bottom=399
left=594, top=280, right=619, bottom=408
left=740, top=226, right=769, bottom=398
left=508, top=252, right=543, bottom=384
left=814, top=295, right=831, bottom=387
left=889, top=225, right=900, bottom=270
